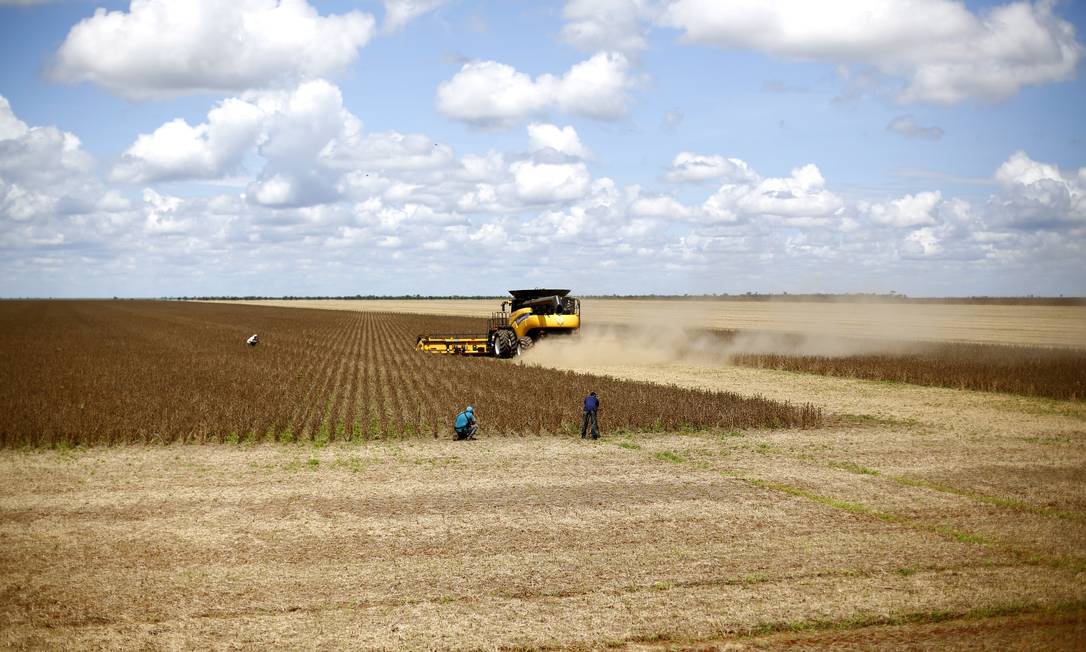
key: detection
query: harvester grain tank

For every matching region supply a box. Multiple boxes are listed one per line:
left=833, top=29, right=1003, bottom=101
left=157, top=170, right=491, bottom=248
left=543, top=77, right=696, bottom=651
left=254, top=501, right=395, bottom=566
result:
left=415, top=289, right=581, bottom=358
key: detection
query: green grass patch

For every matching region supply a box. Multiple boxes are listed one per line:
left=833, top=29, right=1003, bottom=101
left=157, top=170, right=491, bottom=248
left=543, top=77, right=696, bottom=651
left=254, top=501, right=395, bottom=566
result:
left=834, top=413, right=922, bottom=428
left=828, top=460, right=881, bottom=476
left=654, top=450, right=684, bottom=464
left=889, top=474, right=1083, bottom=521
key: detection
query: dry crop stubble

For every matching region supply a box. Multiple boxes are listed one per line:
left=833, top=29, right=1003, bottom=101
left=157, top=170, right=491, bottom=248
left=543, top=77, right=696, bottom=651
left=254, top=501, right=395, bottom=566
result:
left=2, top=438, right=1083, bottom=649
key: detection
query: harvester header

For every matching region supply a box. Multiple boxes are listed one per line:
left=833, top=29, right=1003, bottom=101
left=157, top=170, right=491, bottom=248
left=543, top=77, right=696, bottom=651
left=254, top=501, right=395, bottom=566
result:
left=416, top=289, right=581, bottom=358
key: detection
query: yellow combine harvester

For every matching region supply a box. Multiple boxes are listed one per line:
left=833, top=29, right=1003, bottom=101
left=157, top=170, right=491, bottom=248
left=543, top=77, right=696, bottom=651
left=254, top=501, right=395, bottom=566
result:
left=416, top=289, right=581, bottom=358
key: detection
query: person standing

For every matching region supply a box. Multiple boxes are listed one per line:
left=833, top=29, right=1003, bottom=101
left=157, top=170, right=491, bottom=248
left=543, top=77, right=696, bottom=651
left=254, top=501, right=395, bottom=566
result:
left=454, top=405, right=478, bottom=440
left=580, top=391, right=600, bottom=439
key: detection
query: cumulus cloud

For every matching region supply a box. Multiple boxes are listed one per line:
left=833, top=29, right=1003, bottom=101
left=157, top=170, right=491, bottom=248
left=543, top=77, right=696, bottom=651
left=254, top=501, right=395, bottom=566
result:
left=862, top=191, right=943, bottom=227
left=52, top=0, right=376, bottom=99
left=111, top=99, right=264, bottom=183
left=0, top=96, right=100, bottom=225
left=6, top=79, right=1084, bottom=297
left=629, top=194, right=696, bottom=219
left=526, top=123, right=591, bottom=158
left=328, top=130, right=455, bottom=171
left=991, top=150, right=1085, bottom=228
left=509, top=161, right=592, bottom=203
left=435, top=52, right=635, bottom=127
left=658, top=0, right=1082, bottom=104
left=995, top=150, right=1065, bottom=187
left=702, top=163, right=845, bottom=225
left=560, top=0, right=653, bottom=53
left=886, top=115, right=944, bottom=141
left=112, top=80, right=464, bottom=208
left=664, top=152, right=758, bottom=183
left=142, top=188, right=194, bottom=235
left=904, top=226, right=942, bottom=256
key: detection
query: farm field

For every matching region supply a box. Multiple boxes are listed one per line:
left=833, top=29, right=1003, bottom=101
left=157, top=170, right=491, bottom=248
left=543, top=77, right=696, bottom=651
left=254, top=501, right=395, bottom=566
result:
left=2, top=299, right=1084, bottom=649
left=218, top=298, right=1086, bottom=401
left=2, top=360, right=1084, bottom=648
left=216, top=298, right=1086, bottom=348
left=0, top=301, right=815, bottom=447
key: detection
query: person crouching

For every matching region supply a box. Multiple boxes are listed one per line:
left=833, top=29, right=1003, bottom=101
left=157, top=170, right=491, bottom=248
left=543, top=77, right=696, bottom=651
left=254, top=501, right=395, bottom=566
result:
left=454, top=405, right=477, bottom=440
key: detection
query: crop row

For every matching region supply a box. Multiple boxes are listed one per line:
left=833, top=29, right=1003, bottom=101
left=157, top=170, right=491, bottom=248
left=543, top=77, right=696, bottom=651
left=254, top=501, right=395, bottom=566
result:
left=0, top=301, right=820, bottom=447
left=713, top=334, right=1086, bottom=401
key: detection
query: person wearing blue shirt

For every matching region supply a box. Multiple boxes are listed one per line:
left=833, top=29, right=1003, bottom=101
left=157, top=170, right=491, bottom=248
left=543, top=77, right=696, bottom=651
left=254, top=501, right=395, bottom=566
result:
left=580, top=391, right=600, bottom=439
left=454, top=405, right=477, bottom=440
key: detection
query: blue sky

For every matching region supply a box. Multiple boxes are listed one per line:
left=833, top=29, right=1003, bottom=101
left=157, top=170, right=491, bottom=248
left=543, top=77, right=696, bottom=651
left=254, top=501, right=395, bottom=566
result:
left=0, top=0, right=1083, bottom=297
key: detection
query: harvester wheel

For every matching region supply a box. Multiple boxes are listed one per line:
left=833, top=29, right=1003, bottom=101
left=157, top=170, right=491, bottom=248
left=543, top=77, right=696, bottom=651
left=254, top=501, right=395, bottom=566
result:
left=493, top=330, right=518, bottom=358
left=518, top=336, right=533, bottom=351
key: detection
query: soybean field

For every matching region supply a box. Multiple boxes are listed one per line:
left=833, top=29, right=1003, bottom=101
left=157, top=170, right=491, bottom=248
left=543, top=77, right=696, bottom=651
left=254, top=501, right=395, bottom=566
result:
left=0, top=300, right=819, bottom=447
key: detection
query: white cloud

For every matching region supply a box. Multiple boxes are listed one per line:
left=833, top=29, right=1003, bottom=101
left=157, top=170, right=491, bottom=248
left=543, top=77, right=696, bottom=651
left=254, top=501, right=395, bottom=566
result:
left=382, top=0, right=447, bottom=32
left=0, top=97, right=93, bottom=187
left=113, top=80, right=462, bottom=208
left=904, top=226, right=942, bottom=256
left=327, top=130, right=455, bottom=171
left=111, top=99, right=264, bottom=183
left=0, top=96, right=29, bottom=140
left=1, top=184, right=58, bottom=222
left=52, top=0, right=376, bottom=99
left=703, top=163, right=845, bottom=224
left=561, top=0, right=653, bottom=53
left=995, top=150, right=1064, bottom=187
left=664, top=152, right=758, bottom=183
left=527, top=123, right=591, bottom=159
left=248, top=174, right=298, bottom=207
left=991, top=151, right=1085, bottom=228
left=863, top=191, right=943, bottom=227
left=436, top=52, right=634, bottom=127
left=886, top=115, right=944, bottom=141
left=142, top=188, right=193, bottom=235
left=556, top=52, right=636, bottom=119
left=629, top=194, right=695, bottom=219
left=0, top=95, right=108, bottom=228
left=659, top=0, right=1082, bottom=104
left=510, top=161, right=591, bottom=203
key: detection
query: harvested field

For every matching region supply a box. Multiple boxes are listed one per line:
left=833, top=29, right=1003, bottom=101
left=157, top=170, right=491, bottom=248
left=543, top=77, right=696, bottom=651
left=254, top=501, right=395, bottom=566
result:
left=0, top=301, right=817, bottom=447
left=2, top=365, right=1084, bottom=648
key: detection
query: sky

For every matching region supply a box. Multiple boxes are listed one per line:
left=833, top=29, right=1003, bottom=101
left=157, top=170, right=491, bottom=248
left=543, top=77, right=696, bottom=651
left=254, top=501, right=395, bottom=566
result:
left=0, top=0, right=1084, bottom=297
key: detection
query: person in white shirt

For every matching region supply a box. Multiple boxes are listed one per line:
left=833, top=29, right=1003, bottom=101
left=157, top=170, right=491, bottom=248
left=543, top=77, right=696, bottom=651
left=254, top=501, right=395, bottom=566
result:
left=246, top=334, right=259, bottom=346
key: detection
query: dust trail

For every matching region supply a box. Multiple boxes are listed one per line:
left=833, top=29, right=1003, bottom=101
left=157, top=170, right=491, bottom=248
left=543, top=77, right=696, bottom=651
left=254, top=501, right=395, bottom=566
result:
left=517, top=307, right=926, bottom=369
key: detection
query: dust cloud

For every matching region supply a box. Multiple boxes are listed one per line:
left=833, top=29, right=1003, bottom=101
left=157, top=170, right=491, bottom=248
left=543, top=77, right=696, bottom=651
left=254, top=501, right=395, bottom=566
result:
left=518, top=302, right=928, bottom=369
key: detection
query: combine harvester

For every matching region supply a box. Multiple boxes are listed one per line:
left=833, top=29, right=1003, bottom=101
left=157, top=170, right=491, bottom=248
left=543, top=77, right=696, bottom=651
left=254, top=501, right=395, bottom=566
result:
left=416, top=289, right=581, bottom=358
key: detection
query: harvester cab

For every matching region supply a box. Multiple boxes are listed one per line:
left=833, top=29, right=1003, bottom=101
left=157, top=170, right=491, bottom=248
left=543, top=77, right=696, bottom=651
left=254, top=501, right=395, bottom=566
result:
left=416, top=289, right=581, bottom=358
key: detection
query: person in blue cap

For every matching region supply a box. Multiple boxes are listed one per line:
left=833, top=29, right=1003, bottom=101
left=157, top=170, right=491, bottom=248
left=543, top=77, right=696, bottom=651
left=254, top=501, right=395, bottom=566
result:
left=454, top=405, right=477, bottom=440
left=580, top=391, right=600, bottom=439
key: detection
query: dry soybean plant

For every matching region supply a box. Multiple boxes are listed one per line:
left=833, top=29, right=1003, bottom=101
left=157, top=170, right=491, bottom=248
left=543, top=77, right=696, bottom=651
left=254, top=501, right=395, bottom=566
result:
left=0, top=301, right=820, bottom=447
